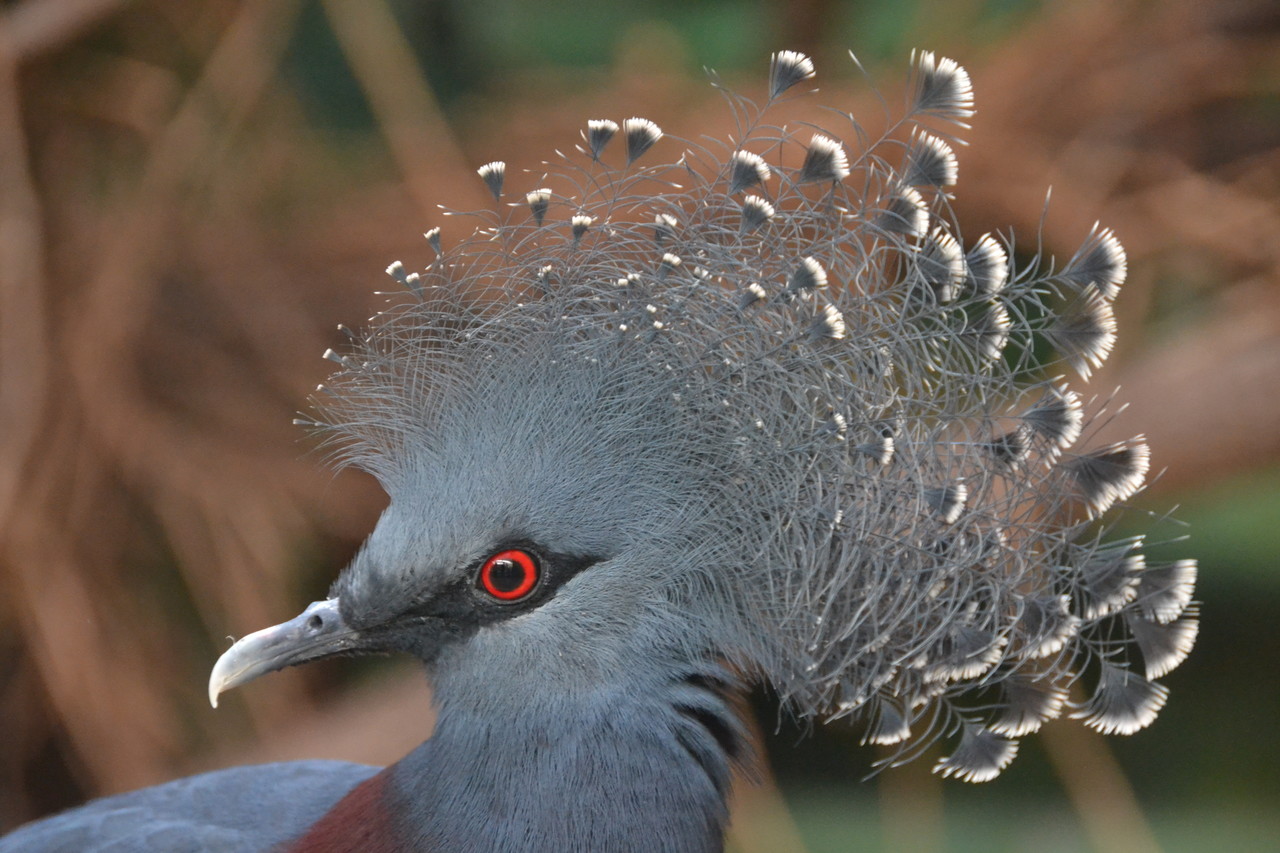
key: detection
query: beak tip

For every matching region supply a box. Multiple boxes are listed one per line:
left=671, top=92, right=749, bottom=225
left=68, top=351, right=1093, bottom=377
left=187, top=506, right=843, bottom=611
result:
left=208, top=657, right=229, bottom=708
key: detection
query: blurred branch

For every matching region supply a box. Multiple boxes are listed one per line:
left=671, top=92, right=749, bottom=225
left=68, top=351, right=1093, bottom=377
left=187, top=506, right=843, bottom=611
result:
left=0, top=30, right=50, bottom=527
left=1041, top=720, right=1163, bottom=853
left=726, top=708, right=811, bottom=853
left=1102, top=287, right=1280, bottom=493
left=877, top=748, right=944, bottom=853
left=69, top=0, right=302, bottom=385
left=16, top=0, right=312, bottom=792
left=202, top=665, right=434, bottom=771
left=726, top=775, right=812, bottom=853
left=321, top=0, right=486, bottom=222
left=0, top=0, right=125, bottom=61
left=5, top=500, right=183, bottom=794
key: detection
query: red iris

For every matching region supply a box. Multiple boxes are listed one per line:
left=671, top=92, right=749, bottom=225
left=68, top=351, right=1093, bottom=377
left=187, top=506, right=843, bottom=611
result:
left=478, top=549, right=540, bottom=601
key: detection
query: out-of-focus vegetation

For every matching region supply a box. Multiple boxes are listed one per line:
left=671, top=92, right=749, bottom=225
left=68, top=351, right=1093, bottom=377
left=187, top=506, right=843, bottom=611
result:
left=0, top=0, right=1276, bottom=849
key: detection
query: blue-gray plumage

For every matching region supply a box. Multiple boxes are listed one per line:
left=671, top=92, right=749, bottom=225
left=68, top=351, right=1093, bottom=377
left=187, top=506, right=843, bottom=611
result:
left=2, top=48, right=1197, bottom=852
left=1, top=763, right=378, bottom=851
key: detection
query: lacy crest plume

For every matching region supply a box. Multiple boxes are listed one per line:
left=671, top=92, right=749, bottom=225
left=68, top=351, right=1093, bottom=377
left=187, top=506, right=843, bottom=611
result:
left=313, top=49, right=1196, bottom=783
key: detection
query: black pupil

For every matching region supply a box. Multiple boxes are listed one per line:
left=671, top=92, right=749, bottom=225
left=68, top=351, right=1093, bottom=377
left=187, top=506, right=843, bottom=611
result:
left=489, top=559, right=527, bottom=593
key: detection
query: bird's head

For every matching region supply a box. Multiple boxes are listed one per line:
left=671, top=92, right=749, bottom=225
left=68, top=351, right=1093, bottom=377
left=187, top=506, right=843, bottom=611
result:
left=209, top=318, right=755, bottom=710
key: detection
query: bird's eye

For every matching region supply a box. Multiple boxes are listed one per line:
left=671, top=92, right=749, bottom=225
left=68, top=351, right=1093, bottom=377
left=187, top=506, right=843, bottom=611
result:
left=478, top=549, right=540, bottom=602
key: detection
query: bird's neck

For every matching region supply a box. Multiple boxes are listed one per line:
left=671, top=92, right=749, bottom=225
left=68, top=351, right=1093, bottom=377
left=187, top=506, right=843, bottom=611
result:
left=290, top=667, right=741, bottom=853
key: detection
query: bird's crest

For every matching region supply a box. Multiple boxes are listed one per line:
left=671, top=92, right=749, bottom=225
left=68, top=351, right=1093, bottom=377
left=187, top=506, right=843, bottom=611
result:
left=310, top=49, right=1197, bottom=783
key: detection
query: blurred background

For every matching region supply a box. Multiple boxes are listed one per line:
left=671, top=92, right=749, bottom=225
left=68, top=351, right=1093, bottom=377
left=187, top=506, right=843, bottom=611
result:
left=0, top=0, right=1277, bottom=850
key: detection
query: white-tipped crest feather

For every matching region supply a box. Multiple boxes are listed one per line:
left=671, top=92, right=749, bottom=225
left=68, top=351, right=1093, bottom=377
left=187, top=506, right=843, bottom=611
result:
left=313, top=50, right=1195, bottom=785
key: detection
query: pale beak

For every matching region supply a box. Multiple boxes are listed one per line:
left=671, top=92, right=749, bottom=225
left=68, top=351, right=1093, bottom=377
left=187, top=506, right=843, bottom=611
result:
left=209, top=598, right=359, bottom=707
